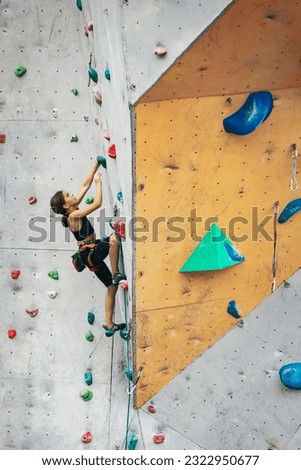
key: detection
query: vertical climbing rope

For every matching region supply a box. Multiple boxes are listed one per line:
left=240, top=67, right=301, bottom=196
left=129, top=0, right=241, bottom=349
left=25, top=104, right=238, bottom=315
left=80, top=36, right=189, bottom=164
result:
left=271, top=201, right=279, bottom=293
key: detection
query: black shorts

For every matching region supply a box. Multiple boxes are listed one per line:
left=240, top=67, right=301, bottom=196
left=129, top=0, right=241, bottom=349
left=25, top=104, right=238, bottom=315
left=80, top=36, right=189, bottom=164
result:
left=80, top=237, right=112, bottom=287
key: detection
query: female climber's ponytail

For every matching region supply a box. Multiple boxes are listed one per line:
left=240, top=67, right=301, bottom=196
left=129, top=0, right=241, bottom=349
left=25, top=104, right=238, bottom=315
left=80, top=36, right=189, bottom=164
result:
left=50, top=191, right=69, bottom=227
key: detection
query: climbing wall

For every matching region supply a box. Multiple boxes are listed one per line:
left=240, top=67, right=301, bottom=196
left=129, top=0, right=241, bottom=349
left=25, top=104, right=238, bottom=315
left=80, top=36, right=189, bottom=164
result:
left=0, top=0, right=133, bottom=449
left=135, top=0, right=301, bottom=407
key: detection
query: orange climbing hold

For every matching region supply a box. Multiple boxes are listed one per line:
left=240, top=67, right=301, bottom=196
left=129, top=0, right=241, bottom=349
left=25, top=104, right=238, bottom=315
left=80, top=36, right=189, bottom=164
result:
left=11, top=270, right=20, bottom=280
left=8, top=329, right=17, bottom=339
left=107, top=144, right=116, bottom=158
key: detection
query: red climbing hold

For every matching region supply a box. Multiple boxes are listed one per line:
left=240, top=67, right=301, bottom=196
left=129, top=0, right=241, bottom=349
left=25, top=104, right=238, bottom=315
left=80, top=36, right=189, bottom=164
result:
left=107, top=144, right=116, bottom=158
left=153, top=434, right=165, bottom=444
left=8, top=329, right=17, bottom=339
left=148, top=405, right=156, bottom=413
left=119, top=279, right=128, bottom=290
left=111, top=220, right=126, bottom=238
left=0, top=134, right=6, bottom=143
left=11, top=270, right=21, bottom=280
left=81, top=432, right=92, bottom=443
left=26, top=308, right=39, bottom=317
left=28, top=195, right=37, bottom=204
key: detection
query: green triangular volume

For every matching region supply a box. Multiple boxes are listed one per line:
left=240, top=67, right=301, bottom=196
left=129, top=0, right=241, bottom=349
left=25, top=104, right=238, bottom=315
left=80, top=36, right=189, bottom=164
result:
left=179, top=223, right=245, bottom=272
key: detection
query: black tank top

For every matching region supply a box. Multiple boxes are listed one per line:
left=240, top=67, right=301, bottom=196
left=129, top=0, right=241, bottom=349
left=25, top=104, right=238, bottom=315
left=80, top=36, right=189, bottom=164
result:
left=71, top=216, right=95, bottom=241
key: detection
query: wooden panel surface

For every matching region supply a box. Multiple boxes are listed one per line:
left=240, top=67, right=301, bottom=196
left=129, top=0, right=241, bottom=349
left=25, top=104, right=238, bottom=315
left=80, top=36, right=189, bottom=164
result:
left=134, top=88, right=301, bottom=407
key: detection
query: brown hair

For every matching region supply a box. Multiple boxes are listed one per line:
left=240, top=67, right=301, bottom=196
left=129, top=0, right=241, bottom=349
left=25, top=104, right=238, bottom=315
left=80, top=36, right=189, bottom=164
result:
left=50, top=191, right=69, bottom=227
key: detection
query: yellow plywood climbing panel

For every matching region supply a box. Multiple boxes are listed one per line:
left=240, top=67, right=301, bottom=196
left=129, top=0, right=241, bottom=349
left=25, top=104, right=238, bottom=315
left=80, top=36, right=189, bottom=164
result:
left=134, top=88, right=301, bottom=407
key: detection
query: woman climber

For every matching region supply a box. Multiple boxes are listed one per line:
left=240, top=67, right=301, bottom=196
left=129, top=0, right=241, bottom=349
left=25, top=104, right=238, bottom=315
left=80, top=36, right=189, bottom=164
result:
left=50, top=159, right=125, bottom=338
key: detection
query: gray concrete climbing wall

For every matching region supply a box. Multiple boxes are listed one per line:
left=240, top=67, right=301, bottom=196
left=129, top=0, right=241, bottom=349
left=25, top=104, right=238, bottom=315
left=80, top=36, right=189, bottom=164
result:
left=1, top=0, right=235, bottom=450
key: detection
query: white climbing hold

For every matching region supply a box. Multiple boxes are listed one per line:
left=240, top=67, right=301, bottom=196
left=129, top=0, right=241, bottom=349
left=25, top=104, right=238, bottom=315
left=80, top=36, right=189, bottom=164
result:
left=154, top=46, right=167, bottom=56
left=52, top=108, right=58, bottom=118
left=92, top=84, right=102, bottom=104
left=48, top=290, right=57, bottom=299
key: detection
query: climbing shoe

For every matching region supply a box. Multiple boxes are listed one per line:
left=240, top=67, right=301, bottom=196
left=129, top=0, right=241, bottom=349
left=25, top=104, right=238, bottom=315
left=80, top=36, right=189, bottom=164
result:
left=102, top=322, right=126, bottom=337
left=112, top=272, right=125, bottom=285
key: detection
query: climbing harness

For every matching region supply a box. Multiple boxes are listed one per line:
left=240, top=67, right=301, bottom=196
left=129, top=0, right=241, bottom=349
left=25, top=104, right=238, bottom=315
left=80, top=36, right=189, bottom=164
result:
left=290, top=143, right=298, bottom=191
left=271, top=201, right=279, bottom=293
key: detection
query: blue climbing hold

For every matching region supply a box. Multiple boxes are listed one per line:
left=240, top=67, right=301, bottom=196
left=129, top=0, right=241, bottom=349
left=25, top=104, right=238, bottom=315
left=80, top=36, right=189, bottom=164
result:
left=97, top=156, right=107, bottom=169
left=88, top=67, right=98, bottom=83
left=84, top=371, right=93, bottom=386
left=223, top=91, right=273, bottom=135
left=227, top=300, right=241, bottom=319
left=87, top=311, right=95, bottom=325
left=224, top=242, right=245, bottom=263
left=127, top=433, right=138, bottom=450
left=278, top=199, right=301, bottom=224
left=76, top=0, right=82, bottom=11
left=279, top=363, right=301, bottom=389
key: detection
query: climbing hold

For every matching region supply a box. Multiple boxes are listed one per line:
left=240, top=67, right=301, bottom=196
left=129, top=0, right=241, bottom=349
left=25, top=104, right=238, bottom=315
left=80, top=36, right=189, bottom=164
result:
left=48, top=270, right=59, bottom=280
left=52, top=108, right=58, bottom=118
left=84, top=21, right=93, bottom=36
left=76, top=0, right=82, bottom=11
left=120, top=326, right=130, bottom=341
left=153, top=434, right=165, bottom=444
left=71, top=88, right=78, bottom=95
left=223, top=91, right=273, bottom=135
left=26, top=308, right=39, bottom=317
left=83, top=26, right=89, bottom=37
left=148, top=405, right=156, bottom=414
left=88, top=67, right=98, bottom=83
left=227, top=300, right=241, bottom=319
left=117, top=191, right=123, bottom=203
left=279, top=363, right=301, bottom=389
left=127, top=433, right=138, bottom=450
left=84, top=372, right=93, bottom=386
left=0, top=134, right=6, bottom=143
left=107, top=144, right=116, bottom=158
left=85, top=196, right=94, bottom=204
left=179, top=223, right=244, bottom=272
left=103, top=129, right=110, bottom=140
left=92, top=84, right=102, bottom=104
left=104, top=69, right=111, bottom=80
left=97, top=156, right=107, bottom=169
left=80, top=390, right=93, bottom=401
left=28, top=195, right=37, bottom=205
left=48, top=290, right=57, bottom=299
left=8, top=329, right=17, bottom=339
left=85, top=331, right=94, bottom=342
left=109, top=218, right=126, bottom=238
left=124, top=369, right=133, bottom=380
left=87, top=311, right=95, bottom=325
left=11, top=269, right=21, bottom=280
left=70, top=134, right=78, bottom=142
left=119, top=279, right=128, bottom=290
left=278, top=199, right=301, bottom=224
left=81, top=432, right=92, bottom=443
left=154, top=46, right=167, bottom=56
left=14, top=65, right=26, bottom=77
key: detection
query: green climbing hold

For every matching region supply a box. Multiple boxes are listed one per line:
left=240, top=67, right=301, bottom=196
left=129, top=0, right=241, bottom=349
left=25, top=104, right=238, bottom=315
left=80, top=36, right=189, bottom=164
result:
left=85, top=331, right=94, bottom=342
left=14, top=65, right=26, bottom=77
left=85, top=196, right=94, bottom=204
left=87, top=311, right=95, bottom=324
left=76, top=0, right=82, bottom=11
left=104, top=69, right=111, bottom=80
left=117, top=192, right=123, bottom=203
left=127, top=433, right=138, bottom=450
left=84, top=371, right=93, bottom=386
left=179, top=223, right=245, bottom=272
left=71, top=88, right=78, bottom=95
left=70, top=134, right=78, bottom=142
left=88, top=67, right=98, bottom=83
left=124, top=369, right=132, bottom=381
left=48, top=270, right=59, bottom=280
left=97, top=156, right=107, bottom=169
left=80, top=390, right=93, bottom=401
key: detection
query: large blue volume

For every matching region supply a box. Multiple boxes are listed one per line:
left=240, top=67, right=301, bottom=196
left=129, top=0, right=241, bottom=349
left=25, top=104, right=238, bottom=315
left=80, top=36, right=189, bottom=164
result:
left=279, top=363, right=301, bottom=389
left=223, top=91, right=273, bottom=135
